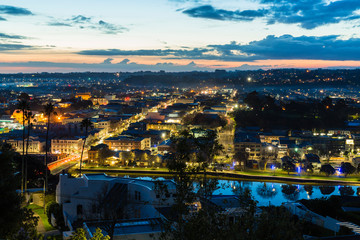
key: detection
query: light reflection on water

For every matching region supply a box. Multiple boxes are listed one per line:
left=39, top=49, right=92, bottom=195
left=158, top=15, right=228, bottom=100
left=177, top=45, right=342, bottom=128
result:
left=215, top=180, right=360, bottom=206
left=117, top=174, right=360, bottom=206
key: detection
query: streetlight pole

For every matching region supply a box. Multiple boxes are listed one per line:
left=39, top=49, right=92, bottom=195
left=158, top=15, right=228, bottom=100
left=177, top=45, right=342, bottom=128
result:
left=42, top=177, right=46, bottom=213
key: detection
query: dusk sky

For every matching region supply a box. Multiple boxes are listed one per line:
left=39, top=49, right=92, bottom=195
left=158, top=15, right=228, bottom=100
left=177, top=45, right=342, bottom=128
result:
left=2, top=0, right=360, bottom=72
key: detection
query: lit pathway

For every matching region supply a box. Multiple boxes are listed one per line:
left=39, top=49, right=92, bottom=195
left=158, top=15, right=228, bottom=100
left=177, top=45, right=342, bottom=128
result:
left=34, top=213, right=45, bottom=234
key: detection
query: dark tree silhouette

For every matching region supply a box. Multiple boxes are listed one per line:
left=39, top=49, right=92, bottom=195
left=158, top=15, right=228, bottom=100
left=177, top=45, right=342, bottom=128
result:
left=17, top=98, right=29, bottom=194
left=79, top=118, right=94, bottom=176
left=320, top=164, right=335, bottom=176
left=340, top=162, right=356, bottom=177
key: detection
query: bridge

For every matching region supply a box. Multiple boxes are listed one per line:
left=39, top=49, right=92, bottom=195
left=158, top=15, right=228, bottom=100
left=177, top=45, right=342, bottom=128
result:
left=48, top=154, right=86, bottom=174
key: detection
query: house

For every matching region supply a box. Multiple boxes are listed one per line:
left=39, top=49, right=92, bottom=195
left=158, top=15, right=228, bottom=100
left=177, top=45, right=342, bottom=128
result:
left=146, top=123, right=182, bottom=132
left=56, top=173, right=176, bottom=230
left=5, top=137, right=44, bottom=153
left=92, top=119, right=111, bottom=129
left=91, top=97, right=109, bottom=106
left=157, top=139, right=171, bottom=155
left=303, top=153, right=321, bottom=170
left=87, top=144, right=110, bottom=164
left=75, top=92, right=91, bottom=101
left=201, top=195, right=248, bottom=224
left=234, top=133, right=263, bottom=161
left=104, top=135, right=151, bottom=151
left=83, top=218, right=163, bottom=240
left=51, top=137, right=83, bottom=154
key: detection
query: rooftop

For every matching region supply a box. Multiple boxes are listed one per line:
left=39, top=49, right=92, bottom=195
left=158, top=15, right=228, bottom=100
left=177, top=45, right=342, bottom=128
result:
left=85, top=218, right=162, bottom=237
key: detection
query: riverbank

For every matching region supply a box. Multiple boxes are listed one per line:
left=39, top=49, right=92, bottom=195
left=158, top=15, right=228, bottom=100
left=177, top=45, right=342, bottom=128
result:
left=75, top=167, right=360, bottom=185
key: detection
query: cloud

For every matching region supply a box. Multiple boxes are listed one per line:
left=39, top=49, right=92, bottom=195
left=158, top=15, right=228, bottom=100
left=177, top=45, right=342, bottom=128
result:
left=0, top=33, right=27, bottom=39
left=77, top=34, right=360, bottom=61
left=209, top=35, right=360, bottom=61
left=262, top=0, right=360, bottom=29
left=98, top=20, right=128, bottom=34
left=77, top=48, right=209, bottom=58
left=119, top=59, right=130, bottom=64
left=71, top=15, right=91, bottom=23
left=0, top=43, right=34, bottom=51
left=102, top=58, right=114, bottom=64
left=181, top=0, right=360, bottom=29
left=0, top=5, right=33, bottom=16
left=0, top=59, right=227, bottom=72
left=47, top=22, right=72, bottom=27
left=0, top=58, right=273, bottom=73
left=48, top=15, right=128, bottom=34
left=183, top=5, right=266, bottom=21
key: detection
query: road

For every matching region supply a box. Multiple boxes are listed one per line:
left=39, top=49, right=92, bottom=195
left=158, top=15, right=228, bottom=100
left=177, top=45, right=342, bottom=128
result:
left=48, top=97, right=178, bottom=174
left=48, top=154, right=82, bottom=174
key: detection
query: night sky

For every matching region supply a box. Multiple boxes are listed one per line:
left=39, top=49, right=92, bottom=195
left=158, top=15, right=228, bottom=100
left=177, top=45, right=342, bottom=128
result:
left=1, top=0, right=360, bottom=72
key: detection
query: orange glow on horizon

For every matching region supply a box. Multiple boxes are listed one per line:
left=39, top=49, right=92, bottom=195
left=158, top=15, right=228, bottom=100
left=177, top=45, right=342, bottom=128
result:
left=1, top=54, right=360, bottom=73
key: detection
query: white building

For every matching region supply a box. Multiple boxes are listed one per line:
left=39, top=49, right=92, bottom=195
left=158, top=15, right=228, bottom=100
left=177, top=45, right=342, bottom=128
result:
left=51, top=137, right=83, bottom=154
left=5, top=137, right=44, bottom=153
left=92, top=119, right=111, bottom=129
left=104, top=136, right=151, bottom=151
left=56, top=173, right=176, bottom=230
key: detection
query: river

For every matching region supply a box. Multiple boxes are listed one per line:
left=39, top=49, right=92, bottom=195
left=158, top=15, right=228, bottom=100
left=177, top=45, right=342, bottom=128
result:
left=112, top=173, right=360, bottom=206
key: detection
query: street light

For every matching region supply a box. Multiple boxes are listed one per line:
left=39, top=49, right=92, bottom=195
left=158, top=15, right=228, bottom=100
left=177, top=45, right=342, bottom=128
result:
left=271, top=165, right=276, bottom=176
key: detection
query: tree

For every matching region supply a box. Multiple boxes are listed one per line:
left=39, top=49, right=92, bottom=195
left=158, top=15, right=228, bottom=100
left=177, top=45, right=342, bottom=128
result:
left=321, top=96, right=332, bottom=109
left=320, top=164, right=335, bottom=176
left=80, top=118, right=94, bottom=176
left=256, top=183, right=277, bottom=199
left=0, top=144, right=23, bottom=238
left=24, top=110, right=34, bottom=193
left=91, top=228, right=110, bottom=240
left=70, top=227, right=109, bottom=240
left=234, top=151, right=249, bottom=170
left=304, top=162, right=314, bottom=174
left=282, top=160, right=295, bottom=174
left=98, top=148, right=114, bottom=166
left=43, top=101, right=56, bottom=211
left=17, top=98, right=29, bottom=194
left=244, top=91, right=262, bottom=111
left=254, top=206, right=303, bottom=240
left=0, top=143, right=40, bottom=239
left=340, top=162, right=356, bottom=177
left=304, top=185, right=313, bottom=196
left=46, top=201, right=65, bottom=230
left=161, top=130, right=306, bottom=240
left=13, top=208, right=41, bottom=240
left=339, top=186, right=355, bottom=196
left=70, top=228, right=86, bottom=240
left=319, top=186, right=335, bottom=195
left=161, top=130, right=218, bottom=240
left=281, top=185, right=300, bottom=201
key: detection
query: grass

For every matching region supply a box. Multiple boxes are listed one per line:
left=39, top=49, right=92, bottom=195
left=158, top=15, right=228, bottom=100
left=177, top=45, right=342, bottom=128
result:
left=238, top=169, right=360, bottom=183
left=27, top=204, right=56, bottom=232
left=75, top=165, right=360, bottom=184
left=85, top=165, right=168, bottom=171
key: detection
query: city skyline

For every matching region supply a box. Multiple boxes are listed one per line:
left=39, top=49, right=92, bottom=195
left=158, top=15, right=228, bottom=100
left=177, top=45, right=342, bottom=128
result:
left=2, top=0, right=360, bottom=72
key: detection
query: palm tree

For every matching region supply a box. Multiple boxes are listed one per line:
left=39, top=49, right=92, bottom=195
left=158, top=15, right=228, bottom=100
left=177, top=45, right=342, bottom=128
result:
left=17, top=98, right=29, bottom=194
left=24, top=110, right=34, bottom=193
left=79, top=118, right=93, bottom=176
left=43, top=102, right=56, bottom=209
